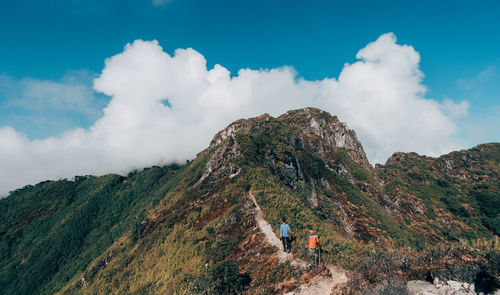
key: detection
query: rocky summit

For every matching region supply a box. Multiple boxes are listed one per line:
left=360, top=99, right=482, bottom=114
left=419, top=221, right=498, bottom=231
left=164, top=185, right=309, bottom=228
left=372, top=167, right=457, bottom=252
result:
left=1, top=108, right=499, bottom=294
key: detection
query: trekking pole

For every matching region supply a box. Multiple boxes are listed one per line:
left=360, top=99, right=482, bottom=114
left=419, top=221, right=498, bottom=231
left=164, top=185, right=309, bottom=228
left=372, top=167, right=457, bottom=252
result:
left=318, top=245, right=321, bottom=266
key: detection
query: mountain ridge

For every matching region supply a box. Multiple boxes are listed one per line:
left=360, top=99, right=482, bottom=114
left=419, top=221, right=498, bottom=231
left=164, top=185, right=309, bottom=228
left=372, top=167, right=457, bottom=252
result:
left=1, top=108, right=498, bottom=294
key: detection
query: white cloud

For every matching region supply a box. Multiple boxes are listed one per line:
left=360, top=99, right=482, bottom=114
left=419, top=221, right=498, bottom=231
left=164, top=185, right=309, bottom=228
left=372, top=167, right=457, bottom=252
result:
left=0, top=33, right=468, bottom=196
left=441, top=99, right=469, bottom=118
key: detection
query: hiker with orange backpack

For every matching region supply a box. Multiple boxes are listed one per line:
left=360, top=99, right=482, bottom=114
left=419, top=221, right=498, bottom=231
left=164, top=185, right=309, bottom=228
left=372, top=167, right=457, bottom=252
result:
left=305, top=226, right=320, bottom=266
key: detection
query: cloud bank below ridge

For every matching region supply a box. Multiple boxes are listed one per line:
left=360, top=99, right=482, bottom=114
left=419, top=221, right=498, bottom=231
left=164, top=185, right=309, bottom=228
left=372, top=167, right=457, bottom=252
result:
left=0, top=33, right=467, bottom=196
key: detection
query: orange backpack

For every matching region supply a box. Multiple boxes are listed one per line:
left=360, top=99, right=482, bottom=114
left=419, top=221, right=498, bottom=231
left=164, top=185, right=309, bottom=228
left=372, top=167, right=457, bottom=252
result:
left=307, top=233, right=319, bottom=249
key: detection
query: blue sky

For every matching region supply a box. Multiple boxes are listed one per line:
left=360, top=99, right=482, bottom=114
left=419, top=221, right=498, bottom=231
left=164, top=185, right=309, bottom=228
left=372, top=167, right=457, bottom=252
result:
left=0, top=0, right=499, bottom=194
left=1, top=1, right=499, bottom=129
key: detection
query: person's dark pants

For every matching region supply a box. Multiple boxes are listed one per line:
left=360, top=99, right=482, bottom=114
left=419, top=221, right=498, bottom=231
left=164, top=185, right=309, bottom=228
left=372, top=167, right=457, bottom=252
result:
left=308, top=248, right=318, bottom=266
left=281, top=237, right=290, bottom=252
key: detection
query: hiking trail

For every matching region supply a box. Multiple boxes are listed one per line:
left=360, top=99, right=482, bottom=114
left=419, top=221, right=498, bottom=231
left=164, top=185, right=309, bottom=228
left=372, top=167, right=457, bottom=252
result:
left=248, top=191, right=348, bottom=294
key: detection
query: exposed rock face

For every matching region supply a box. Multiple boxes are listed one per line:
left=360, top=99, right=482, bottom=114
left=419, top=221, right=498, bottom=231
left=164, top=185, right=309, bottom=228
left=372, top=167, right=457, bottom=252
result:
left=279, top=108, right=372, bottom=171
left=407, top=279, right=476, bottom=295
left=198, top=107, right=372, bottom=188
left=195, top=136, right=241, bottom=186
left=208, top=113, right=272, bottom=151
left=361, top=276, right=492, bottom=295
left=361, top=277, right=410, bottom=294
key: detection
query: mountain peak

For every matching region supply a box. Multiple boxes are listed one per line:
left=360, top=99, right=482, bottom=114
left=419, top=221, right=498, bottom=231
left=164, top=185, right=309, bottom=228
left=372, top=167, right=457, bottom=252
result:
left=207, top=107, right=370, bottom=169
left=278, top=107, right=371, bottom=170
left=197, top=108, right=374, bottom=189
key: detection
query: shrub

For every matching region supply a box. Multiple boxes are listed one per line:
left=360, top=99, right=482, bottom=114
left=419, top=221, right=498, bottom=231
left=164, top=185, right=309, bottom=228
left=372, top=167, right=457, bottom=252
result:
left=189, top=260, right=251, bottom=295
left=441, top=197, right=470, bottom=218
left=472, top=190, right=499, bottom=219
left=437, top=179, right=450, bottom=188
left=206, top=225, right=215, bottom=235
left=207, top=235, right=242, bottom=262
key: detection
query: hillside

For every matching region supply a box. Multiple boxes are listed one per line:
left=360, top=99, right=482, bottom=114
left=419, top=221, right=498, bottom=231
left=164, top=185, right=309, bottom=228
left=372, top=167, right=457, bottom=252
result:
left=1, top=108, right=499, bottom=294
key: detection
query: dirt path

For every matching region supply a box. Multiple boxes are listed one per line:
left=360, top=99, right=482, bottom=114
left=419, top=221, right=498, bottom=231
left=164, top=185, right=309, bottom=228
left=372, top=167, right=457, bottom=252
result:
left=248, top=191, right=305, bottom=266
left=248, top=191, right=348, bottom=294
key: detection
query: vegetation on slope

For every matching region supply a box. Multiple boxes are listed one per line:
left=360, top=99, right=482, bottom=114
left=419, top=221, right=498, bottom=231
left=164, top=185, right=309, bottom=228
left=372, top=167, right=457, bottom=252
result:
left=1, top=109, right=498, bottom=294
left=0, top=164, right=188, bottom=294
left=377, top=143, right=500, bottom=241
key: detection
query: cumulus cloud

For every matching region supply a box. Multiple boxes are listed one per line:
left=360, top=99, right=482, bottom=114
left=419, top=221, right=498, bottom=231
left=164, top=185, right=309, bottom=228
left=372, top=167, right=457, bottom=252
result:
left=441, top=99, right=469, bottom=118
left=0, top=33, right=468, bottom=196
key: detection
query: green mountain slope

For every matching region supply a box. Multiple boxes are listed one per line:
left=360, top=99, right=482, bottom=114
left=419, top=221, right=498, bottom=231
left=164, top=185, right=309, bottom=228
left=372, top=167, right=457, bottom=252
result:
left=1, top=108, right=498, bottom=294
left=377, top=143, right=500, bottom=241
left=0, top=164, right=202, bottom=294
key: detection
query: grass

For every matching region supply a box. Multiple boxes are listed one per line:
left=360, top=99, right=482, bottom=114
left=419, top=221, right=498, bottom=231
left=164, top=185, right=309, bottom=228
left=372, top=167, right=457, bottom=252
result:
left=2, top=111, right=497, bottom=294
